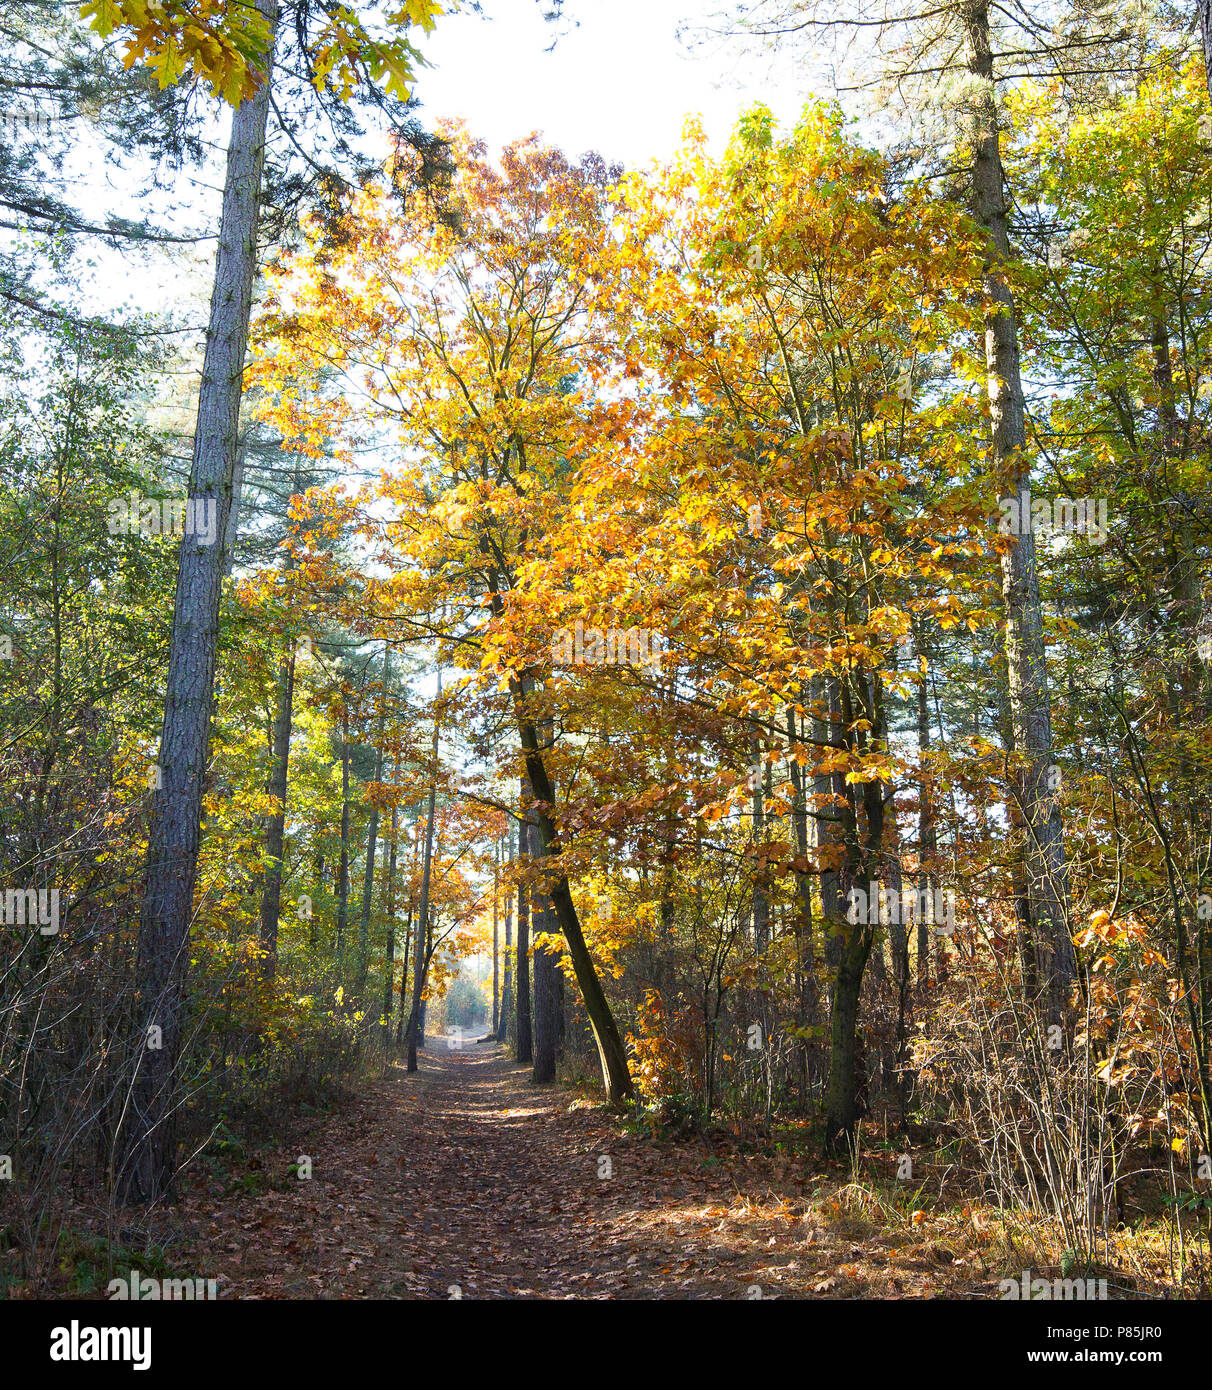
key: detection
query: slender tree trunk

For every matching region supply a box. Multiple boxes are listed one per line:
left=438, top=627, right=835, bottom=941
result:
left=120, top=0, right=278, bottom=1206
left=405, top=784, right=436, bottom=1071
left=492, top=834, right=500, bottom=1036
left=1199, top=0, right=1212, bottom=103
left=258, top=641, right=295, bottom=978
left=530, top=711, right=568, bottom=1080
left=514, top=699, right=634, bottom=1102
left=357, top=800, right=379, bottom=990
left=381, top=801, right=398, bottom=1052
left=963, top=0, right=1074, bottom=1027
left=531, top=888, right=559, bottom=1083
left=310, top=850, right=324, bottom=949
left=357, top=646, right=390, bottom=991
left=336, top=713, right=351, bottom=956
left=496, top=826, right=513, bottom=1043
left=223, top=434, right=247, bottom=576
left=482, top=562, right=632, bottom=1099
left=406, top=669, right=441, bottom=1071
left=814, top=676, right=845, bottom=985
left=786, top=706, right=815, bottom=1019
left=883, top=795, right=912, bottom=1125
left=914, top=622, right=936, bottom=988
left=396, top=827, right=419, bottom=1043
left=531, top=723, right=560, bottom=1083
left=750, top=736, right=769, bottom=954
left=515, top=785, right=533, bottom=1065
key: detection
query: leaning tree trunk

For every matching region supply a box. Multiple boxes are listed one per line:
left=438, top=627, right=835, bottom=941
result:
left=513, top=694, right=634, bottom=1103
left=963, top=0, right=1074, bottom=1028
left=481, top=554, right=632, bottom=1099
left=120, top=0, right=278, bottom=1206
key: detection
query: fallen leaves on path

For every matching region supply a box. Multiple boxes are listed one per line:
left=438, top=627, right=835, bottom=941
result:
left=177, top=1041, right=996, bottom=1300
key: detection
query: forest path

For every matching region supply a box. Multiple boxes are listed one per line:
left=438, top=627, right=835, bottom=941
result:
left=187, top=1040, right=979, bottom=1299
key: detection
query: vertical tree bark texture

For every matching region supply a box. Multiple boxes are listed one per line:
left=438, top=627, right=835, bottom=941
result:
left=406, top=684, right=440, bottom=1072
left=914, top=627, right=936, bottom=987
left=823, top=676, right=887, bottom=1154
left=750, top=736, right=769, bottom=954
left=222, top=435, right=246, bottom=576
left=480, top=510, right=630, bottom=1096
left=357, top=647, right=390, bottom=990
left=1200, top=0, right=1212, bottom=102
left=121, top=0, right=278, bottom=1205
left=396, top=828, right=420, bottom=1044
left=883, top=796, right=912, bottom=1123
left=814, top=676, right=845, bottom=985
left=963, top=0, right=1074, bottom=1027
left=515, top=786, right=533, bottom=1066
left=514, top=710, right=634, bottom=1102
left=357, top=801, right=380, bottom=989
left=381, top=801, right=398, bottom=1051
left=335, top=715, right=351, bottom=954
left=785, top=707, right=815, bottom=1016
left=530, top=719, right=559, bottom=1080
left=258, top=642, right=295, bottom=978
left=492, top=834, right=500, bottom=1037
left=496, top=827, right=513, bottom=1043
left=531, top=889, right=560, bottom=1083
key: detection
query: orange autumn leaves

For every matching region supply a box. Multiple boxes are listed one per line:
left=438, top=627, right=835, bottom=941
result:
left=249, top=108, right=996, bottom=881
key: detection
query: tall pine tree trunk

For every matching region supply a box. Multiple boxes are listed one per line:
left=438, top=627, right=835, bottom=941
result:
left=1199, top=0, right=1212, bottom=102
left=963, top=0, right=1074, bottom=1027
left=120, top=0, right=278, bottom=1205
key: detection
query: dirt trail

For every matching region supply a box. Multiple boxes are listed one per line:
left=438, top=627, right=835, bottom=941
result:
left=184, top=1040, right=984, bottom=1299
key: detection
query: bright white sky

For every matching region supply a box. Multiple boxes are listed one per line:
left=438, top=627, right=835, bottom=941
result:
left=61, top=0, right=821, bottom=327
left=411, top=0, right=813, bottom=167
